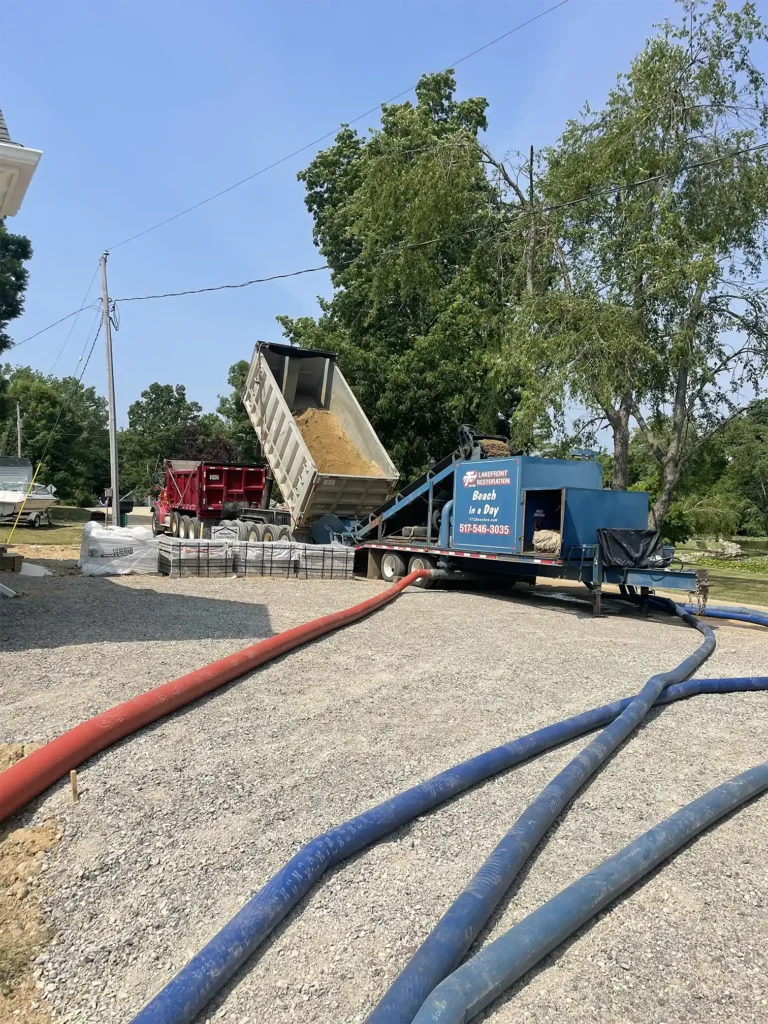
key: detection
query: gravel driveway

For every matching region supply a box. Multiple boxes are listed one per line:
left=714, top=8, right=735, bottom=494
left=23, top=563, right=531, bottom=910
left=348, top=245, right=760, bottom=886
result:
left=2, top=573, right=767, bottom=1024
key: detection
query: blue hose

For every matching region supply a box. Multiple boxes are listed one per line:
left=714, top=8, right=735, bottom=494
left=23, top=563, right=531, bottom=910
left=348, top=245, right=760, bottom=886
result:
left=681, top=602, right=768, bottom=628
left=366, top=601, right=714, bottom=1023
left=412, top=759, right=768, bottom=1023
left=129, top=677, right=768, bottom=1024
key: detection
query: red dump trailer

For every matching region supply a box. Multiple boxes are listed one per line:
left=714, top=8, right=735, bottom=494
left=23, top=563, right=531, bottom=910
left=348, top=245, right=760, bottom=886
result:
left=151, top=460, right=291, bottom=541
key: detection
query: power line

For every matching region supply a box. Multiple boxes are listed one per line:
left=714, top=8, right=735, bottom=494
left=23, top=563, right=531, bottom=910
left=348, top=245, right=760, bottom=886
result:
left=48, top=264, right=101, bottom=373
left=11, top=1, right=574, bottom=352
left=12, top=302, right=101, bottom=348
left=107, top=0, right=574, bottom=251
left=113, top=138, right=768, bottom=306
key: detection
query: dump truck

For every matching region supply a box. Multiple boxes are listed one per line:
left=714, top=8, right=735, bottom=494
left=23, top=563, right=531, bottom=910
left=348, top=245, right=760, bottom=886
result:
left=151, top=460, right=291, bottom=540
left=242, top=341, right=398, bottom=542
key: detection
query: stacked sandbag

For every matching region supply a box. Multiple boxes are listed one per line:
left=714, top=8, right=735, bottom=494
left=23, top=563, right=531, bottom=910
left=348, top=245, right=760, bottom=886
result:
left=532, top=529, right=562, bottom=556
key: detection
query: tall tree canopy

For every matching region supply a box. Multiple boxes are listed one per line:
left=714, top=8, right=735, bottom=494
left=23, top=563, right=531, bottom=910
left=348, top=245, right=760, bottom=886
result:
left=279, top=71, right=527, bottom=477
left=504, top=0, right=768, bottom=528
left=0, top=220, right=33, bottom=423
left=216, top=359, right=261, bottom=464
left=0, top=365, right=109, bottom=505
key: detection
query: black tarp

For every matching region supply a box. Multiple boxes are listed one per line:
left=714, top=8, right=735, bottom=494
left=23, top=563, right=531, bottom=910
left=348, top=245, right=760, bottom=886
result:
left=597, top=528, right=670, bottom=569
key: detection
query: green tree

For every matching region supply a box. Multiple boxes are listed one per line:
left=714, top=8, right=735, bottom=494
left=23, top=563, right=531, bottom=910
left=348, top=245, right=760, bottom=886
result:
left=0, top=365, right=109, bottom=505
left=505, top=0, right=768, bottom=528
left=279, top=71, right=528, bottom=478
left=119, top=383, right=204, bottom=498
left=0, top=221, right=33, bottom=423
left=216, top=360, right=261, bottom=463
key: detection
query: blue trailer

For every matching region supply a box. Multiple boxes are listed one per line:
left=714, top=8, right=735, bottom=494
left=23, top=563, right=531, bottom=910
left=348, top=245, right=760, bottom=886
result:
left=353, top=430, right=706, bottom=615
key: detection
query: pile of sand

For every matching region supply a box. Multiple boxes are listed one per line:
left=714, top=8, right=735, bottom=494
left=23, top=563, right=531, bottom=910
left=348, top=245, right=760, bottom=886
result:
left=295, top=409, right=385, bottom=477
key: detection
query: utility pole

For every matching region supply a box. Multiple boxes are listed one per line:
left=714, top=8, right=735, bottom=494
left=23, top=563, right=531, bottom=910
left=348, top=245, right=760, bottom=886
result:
left=16, top=403, right=21, bottom=458
left=100, top=252, right=120, bottom=529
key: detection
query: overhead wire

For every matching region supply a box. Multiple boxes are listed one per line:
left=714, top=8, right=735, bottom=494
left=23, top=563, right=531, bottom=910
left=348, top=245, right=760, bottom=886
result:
left=111, top=138, right=768, bottom=306
left=9, top=1, right=574, bottom=354
left=47, top=264, right=101, bottom=373
left=106, top=0, right=574, bottom=251
left=12, top=301, right=101, bottom=349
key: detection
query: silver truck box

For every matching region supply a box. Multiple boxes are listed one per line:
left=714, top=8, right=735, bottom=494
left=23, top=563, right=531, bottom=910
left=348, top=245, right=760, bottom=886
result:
left=243, top=342, right=398, bottom=528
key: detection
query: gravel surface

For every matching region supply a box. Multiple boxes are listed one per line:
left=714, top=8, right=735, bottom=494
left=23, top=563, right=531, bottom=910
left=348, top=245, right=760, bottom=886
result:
left=2, top=573, right=767, bottom=1024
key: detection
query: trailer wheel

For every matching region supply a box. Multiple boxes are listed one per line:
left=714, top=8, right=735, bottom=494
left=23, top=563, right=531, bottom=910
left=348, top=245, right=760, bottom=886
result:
left=407, top=553, right=435, bottom=586
left=276, top=526, right=294, bottom=542
left=381, top=551, right=407, bottom=583
left=169, top=511, right=180, bottom=537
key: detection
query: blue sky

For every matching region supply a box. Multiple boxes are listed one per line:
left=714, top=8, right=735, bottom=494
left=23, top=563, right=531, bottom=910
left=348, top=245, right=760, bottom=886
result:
left=3, top=0, right=682, bottom=425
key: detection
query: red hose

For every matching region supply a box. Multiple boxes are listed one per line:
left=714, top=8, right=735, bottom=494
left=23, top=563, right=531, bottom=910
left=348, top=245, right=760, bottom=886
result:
left=0, top=570, right=430, bottom=822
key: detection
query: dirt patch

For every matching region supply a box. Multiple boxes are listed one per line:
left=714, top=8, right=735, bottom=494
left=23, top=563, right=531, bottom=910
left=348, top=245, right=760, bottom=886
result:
left=295, top=408, right=384, bottom=477
left=0, top=815, right=60, bottom=1022
left=0, top=744, right=41, bottom=773
left=7, top=545, right=80, bottom=562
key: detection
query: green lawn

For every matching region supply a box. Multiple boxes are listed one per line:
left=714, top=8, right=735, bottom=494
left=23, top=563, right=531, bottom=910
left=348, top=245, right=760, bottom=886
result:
left=702, top=568, right=768, bottom=607
left=0, top=523, right=84, bottom=546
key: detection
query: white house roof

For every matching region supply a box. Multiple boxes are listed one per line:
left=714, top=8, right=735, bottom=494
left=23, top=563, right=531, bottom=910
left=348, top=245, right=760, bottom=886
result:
left=0, top=106, right=42, bottom=217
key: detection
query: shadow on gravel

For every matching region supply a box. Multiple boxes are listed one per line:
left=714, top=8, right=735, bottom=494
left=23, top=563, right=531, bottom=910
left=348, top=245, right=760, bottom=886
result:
left=1, top=580, right=273, bottom=652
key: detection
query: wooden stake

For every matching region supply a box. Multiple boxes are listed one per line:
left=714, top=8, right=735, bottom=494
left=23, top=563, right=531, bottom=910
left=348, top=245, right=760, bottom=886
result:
left=70, top=770, right=79, bottom=803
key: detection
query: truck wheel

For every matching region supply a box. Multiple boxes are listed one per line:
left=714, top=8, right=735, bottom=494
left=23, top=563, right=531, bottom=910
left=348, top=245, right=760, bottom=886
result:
left=189, top=517, right=201, bottom=538
left=170, top=511, right=180, bottom=537
left=260, top=523, right=277, bottom=543
left=179, top=515, right=192, bottom=539
left=244, top=522, right=261, bottom=542
left=381, top=551, right=407, bottom=583
left=408, top=553, right=435, bottom=586
left=236, top=519, right=252, bottom=541
left=151, top=511, right=163, bottom=536
left=276, top=526, right=294, bottom=542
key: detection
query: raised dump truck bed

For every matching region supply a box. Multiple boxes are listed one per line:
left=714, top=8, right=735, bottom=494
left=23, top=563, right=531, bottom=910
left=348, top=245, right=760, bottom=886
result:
left=243, top=342, right=398, bottom=530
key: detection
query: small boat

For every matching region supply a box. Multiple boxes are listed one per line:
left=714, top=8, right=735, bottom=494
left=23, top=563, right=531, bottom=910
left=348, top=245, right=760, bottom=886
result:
left=0, top=457, right=58, bottom=525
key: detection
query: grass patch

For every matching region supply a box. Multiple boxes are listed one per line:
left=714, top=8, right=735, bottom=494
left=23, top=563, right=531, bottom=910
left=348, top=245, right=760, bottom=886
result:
left=0, top=524, right=83, bottom=546
left=705, top=571, right=768, bottom=606
left=49, top=505, right=92, bottom=524
left=683, top=554, right=768, bottom=574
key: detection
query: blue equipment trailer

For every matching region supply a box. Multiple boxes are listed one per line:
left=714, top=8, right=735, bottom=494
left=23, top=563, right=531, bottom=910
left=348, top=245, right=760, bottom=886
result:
left=354, top=430, right=706, bottom=615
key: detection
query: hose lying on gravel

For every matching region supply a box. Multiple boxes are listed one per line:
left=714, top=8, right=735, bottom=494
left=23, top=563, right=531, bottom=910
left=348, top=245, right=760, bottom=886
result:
left=0, top=569, right=432, bottom=823
left=366, top=599, right=714, bottom=1024
left=129, top=674, right=768, bottom=1024
left=411, top=759, right=768, bottom=1024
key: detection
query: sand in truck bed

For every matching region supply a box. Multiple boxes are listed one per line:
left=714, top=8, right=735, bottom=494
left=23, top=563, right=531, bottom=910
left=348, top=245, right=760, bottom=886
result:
left=295, top=408, right=385, bottom=477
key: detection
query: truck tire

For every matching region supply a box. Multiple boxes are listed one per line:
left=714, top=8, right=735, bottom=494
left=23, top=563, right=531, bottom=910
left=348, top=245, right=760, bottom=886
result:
left=244, top=522, right=261, bottom=543
left=169, top=511, right=180, bottom=537
left=276, top=526, right=294, bottom=542
left=407, top=553, right=435, bottom=586
left=380, top=551, right=407, bottom=583
left=179, top=515, right=193, bottom=539
left=189, top=517, right=201, bottom=539
left=236, top=519, right=252, bottom=542
left=151, top=511, right=163, bottom=536
left=260, top=523, right=278, bottom=543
